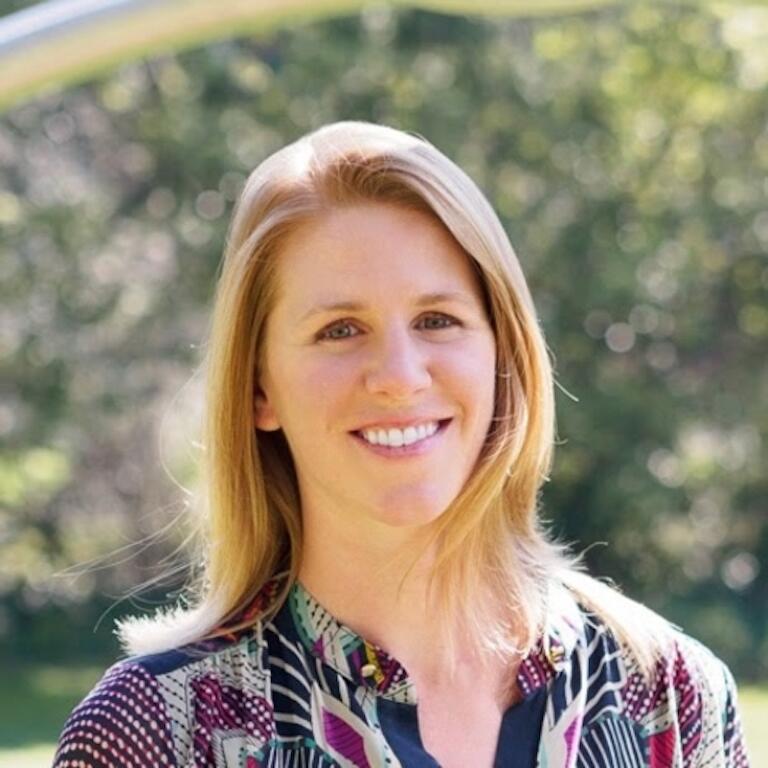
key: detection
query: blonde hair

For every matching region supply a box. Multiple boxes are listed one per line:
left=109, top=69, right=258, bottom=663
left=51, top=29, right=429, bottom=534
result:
left=117, top=121, right=674, bottom=677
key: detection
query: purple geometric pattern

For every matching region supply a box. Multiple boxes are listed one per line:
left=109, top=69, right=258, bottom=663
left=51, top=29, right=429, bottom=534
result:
left=54, top=578, right=752, bottom=767
left=190, top=674, right=274, bottom=766
left=322, top=708, right=371, bottom=767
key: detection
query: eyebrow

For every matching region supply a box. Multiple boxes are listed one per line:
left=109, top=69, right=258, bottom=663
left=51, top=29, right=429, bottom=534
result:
left=298, top=291, right=477, bottom=323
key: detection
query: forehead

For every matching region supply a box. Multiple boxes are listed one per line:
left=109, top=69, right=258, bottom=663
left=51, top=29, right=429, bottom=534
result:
left=272, top=203, right=483, bottom=304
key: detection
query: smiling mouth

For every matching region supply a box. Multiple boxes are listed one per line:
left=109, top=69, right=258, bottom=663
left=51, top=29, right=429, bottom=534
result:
left=351, top=419, right=452, bottom=450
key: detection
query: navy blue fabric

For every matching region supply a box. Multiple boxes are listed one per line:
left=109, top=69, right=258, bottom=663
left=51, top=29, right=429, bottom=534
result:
left=376, top=683, right=547, bottom=767
left=377, top=698, right=440, bottom=767
left=494, top=685, right=547, bottom=767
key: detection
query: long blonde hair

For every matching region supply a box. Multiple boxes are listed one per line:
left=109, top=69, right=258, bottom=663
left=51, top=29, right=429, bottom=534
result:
left=117, top=121, right=674, bottom=677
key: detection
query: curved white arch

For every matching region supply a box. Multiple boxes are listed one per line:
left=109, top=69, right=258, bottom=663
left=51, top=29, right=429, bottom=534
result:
left=0, top=0, right=616, bottom=112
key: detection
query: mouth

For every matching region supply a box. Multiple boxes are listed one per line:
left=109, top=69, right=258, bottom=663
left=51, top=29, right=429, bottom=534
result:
left=349, top=418, right=452, bottom=456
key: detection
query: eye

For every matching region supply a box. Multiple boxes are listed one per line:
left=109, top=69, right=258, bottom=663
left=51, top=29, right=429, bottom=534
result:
left=316, top=313, right=460, bottom=342
left=418, top=313, right=460, bottom=331
left=316, top=320, right=360, bottom=341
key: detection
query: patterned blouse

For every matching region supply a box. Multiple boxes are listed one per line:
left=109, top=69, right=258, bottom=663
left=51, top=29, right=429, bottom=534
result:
left=53, top=578, right=751, bottom=767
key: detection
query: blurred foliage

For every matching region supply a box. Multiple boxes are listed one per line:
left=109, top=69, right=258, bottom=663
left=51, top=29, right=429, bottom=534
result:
left=0, top=3, right=766, bottom=680
left=0, top=662, right=104, bottom=750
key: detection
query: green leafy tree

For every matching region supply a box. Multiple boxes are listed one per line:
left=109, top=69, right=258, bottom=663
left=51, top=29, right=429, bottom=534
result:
left=1, top=3, right=765, bottom=678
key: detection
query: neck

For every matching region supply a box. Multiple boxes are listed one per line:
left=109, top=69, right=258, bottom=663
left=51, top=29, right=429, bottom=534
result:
left=297, top=502, right=500, bottom=679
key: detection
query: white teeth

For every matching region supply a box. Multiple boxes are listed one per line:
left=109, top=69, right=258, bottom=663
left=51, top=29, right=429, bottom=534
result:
left=360, top=421, right=441, bottom=447
left=387, top=428, right=404, bottom=447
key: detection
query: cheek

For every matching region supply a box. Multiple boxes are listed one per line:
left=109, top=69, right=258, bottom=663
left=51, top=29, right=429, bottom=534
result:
left=276, top=354, right=358, bottom=426
left=274, top=357, right=358, bottom=472
left=441, top=342, right=496, bottom=403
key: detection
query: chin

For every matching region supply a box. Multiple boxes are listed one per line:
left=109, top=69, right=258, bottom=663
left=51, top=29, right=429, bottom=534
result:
left=367, top=492, right=453, bottom=529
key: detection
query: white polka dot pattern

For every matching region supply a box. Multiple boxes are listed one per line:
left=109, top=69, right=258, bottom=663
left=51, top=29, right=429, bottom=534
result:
left=51, top=580, right=752, bottom=767
left=53, top=661, right=176, bottom=767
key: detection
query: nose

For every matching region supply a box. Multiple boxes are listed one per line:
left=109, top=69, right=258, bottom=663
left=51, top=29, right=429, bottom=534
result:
left=364, top=325, right=432, bottom=399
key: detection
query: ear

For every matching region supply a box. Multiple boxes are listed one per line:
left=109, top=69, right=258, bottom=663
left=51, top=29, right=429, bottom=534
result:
left=253, top=384, right=281, bottom=432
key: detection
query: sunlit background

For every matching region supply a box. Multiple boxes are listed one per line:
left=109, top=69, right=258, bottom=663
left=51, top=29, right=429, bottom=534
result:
left=1, top=0, right=766, bottom=764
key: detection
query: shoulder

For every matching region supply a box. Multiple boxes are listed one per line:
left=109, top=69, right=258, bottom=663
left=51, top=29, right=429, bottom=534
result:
left=664, top=629, right=737, bottom=704
left=54, top=627, right=276, bottom=768
left=587, top=599, right=741, bottom=723
left=655, top=629, right=750, bottom=765
left=549, top=574, right=739, bottom=700
left=52, top=658, right=178, bottom=768
left=546, top=584, right=750, bottom=766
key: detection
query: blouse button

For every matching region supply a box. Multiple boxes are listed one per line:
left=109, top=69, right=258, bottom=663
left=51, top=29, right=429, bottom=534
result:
left=361, top=663, right=377, bottom=678
left=547, top=646, right=564, bottom=665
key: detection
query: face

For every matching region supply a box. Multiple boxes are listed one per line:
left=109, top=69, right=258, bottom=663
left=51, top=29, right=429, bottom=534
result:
left=254, top=203, right=497, bottom=532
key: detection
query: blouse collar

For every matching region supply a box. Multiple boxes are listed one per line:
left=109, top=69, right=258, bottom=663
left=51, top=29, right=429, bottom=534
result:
left=279, top=577, right=584, bottom=703
left=286, top=580, right=416, bottom=703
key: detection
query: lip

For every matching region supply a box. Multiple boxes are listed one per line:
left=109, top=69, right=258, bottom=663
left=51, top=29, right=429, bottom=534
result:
left=350, top=418, right=452, bottom=458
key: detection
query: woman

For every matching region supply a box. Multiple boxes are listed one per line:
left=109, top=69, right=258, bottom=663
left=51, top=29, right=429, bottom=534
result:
left=54, top=121, right=750, bottom=767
